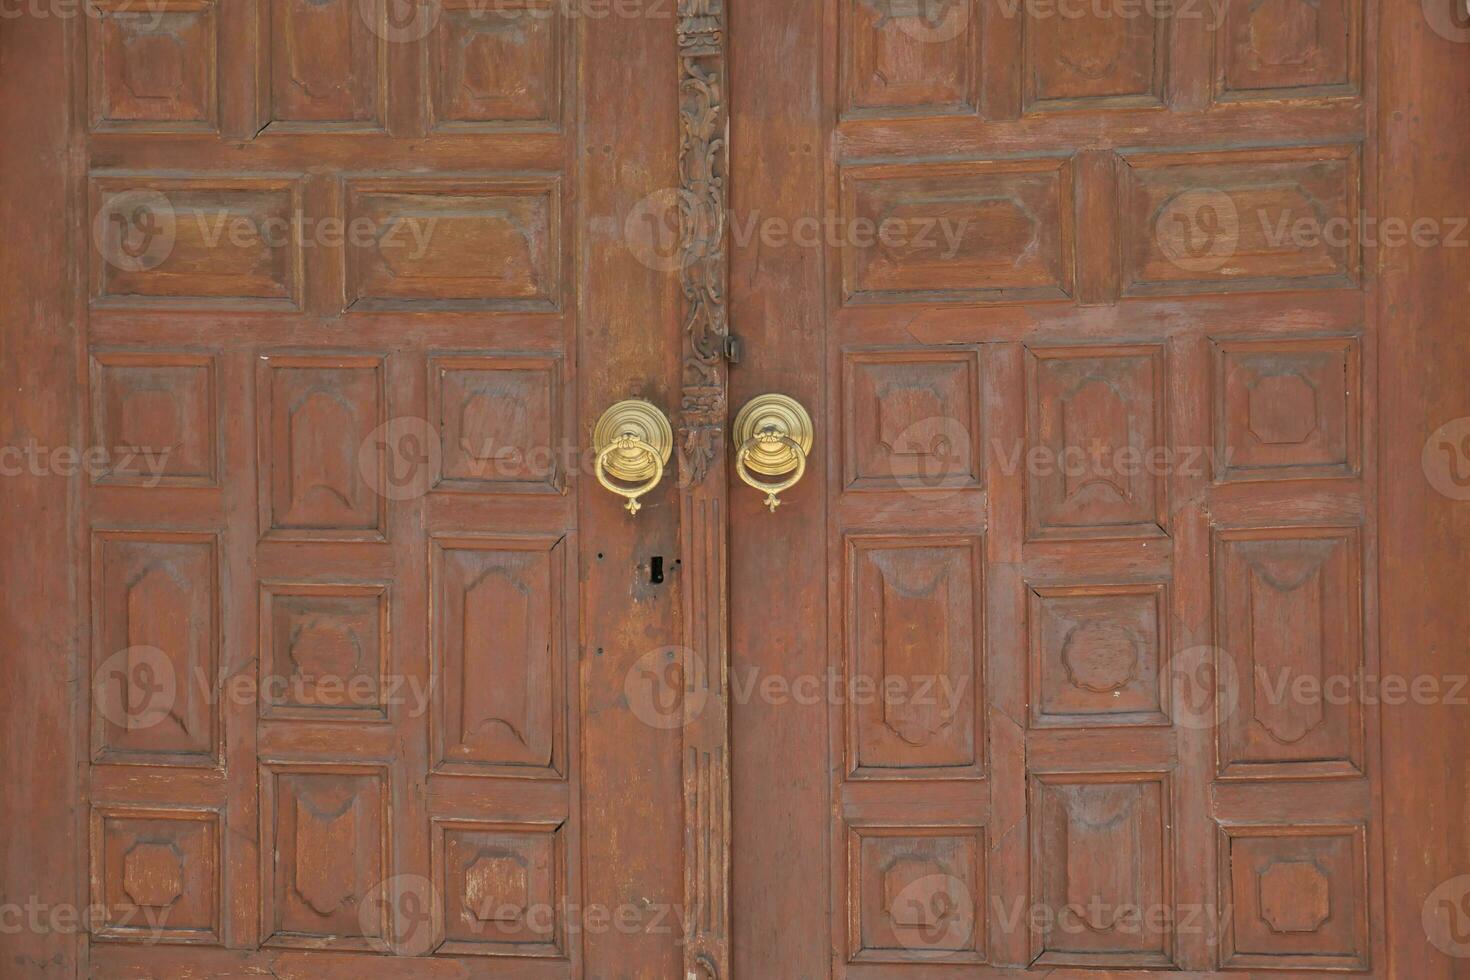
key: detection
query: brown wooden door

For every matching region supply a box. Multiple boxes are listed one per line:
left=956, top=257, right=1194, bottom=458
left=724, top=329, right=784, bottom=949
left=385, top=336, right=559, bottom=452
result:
left=723, top=0, right=1470, bottom=975
left=3, top=0, right=1470, bottom=977
left=0, top=2, right=696, bottom=977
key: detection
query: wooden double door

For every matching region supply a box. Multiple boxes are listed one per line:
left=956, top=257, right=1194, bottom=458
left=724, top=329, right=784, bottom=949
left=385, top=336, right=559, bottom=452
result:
left=2, top=0, right=1468, bottom=975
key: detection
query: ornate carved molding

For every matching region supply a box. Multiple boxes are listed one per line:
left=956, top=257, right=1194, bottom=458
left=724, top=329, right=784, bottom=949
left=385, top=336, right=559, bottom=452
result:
left=677, top=2, right=732, bottom=978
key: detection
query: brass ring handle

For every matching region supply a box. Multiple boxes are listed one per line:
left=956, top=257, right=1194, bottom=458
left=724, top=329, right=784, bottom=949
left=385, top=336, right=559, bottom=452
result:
left=731, top=394, right=814, bottom=513
left=595, top=434, right=664, bottom=514
left=592, top=399, right=673, bottom=515
left=736, top=431, right=806, bottom=512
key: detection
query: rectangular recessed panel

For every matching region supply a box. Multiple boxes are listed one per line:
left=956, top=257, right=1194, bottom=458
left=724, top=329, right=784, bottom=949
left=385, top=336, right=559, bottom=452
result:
left=1023, top=1, right=1166, bottom=111
left=90, top=805, right=222, bottom=944
left=429, top=354, right=563, bottom=493
left=1213, top=337, right=1362, bottom=482
left=1030, top=771, right=1174, bottom=968
left=1028, top=583, right=1170, bottom=728
left=90, top=177, right=304, bottom=307
left=846, top=824, right=986, bottom=963
left=91, top=530, right=219, bottom=766
left=842, top=348, right=982, bottom=493
left=431, top=535, right=565, bottom=777
left=1213, top=526, right=1365, bottom=780
left=840, top=0, right=978, bottom=117
left=90, top=351, right=219, bottom=487
left=344, top=177, right=560, bottom=310
left=88, top=0, right=218, bottom=132
left=1217, top=823, right=1369, bottom=970
left=259, top=582, right=391, bottom=721
left=432, top=818, right=566, bottom=956
left=260, top=763, right=389, bottom=949
left=840, top=159, right=1074, bottom=305
left=846, top=535, right=983, bottom=779
left=1215, top=0, right=1361, bottom=102
left=1120, top=146, right=1360, bottom=296
left=1025, top=345, right=1167, bottom=540
left=430, top=1, right=562, bottom=130
left=256, top=354, right=386, bottom=541
left=269, top=0, right=384, bottom=128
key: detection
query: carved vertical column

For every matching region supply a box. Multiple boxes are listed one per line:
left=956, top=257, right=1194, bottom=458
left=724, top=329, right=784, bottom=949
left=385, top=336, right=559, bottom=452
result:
left=676, top=2, right=731, bottom=978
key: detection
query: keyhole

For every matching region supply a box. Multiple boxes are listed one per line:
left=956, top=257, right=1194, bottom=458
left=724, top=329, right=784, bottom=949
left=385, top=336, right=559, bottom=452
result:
left=649, top=556, right=664, bottom=584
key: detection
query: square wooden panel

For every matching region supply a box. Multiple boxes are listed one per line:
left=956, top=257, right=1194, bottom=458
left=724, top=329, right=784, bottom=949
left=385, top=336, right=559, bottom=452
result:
left=1213, top=337, right=1362, bottom=482
left=839, top=159, right=1074, bottom=306
left=1213, top=526, right=1365, bottom=780
left=1119, top=145, right=1361, bottom=296
left=842, top=348, right=981, bottom=493
left=1028, top=582, right=1170, bottom=728
left=1022, top=0, right=1167, bottom=111
left=1025, top=345, right=1168, bottom=541
left=429, top=354, right=564, bottom=493
left=845, top=535, right=984, bottom=780
left=267, top=0, right=386, bottom=130
left=87, top=0, right=217, bottom=132
left=259, top=582, right=391, bottom=721
left=1214, top=0, right=1361, bottom=102
left=90, top=805, right=221, bottom=943
left=846, top=824, right=986, bottom=963
left=89, top=176, right=305, bottom=308
left=428, top=1, right=564, bottom=131
left=256, top=354, right=387, bottom=542
left=432, top=818, right=566, bottom=957
left=344, top=177, right=560, bottom=311
left=90, top=529, right=220, bottom=766
left=1029, top=770, right=1175, bottom=968
left=259, top=762, right=390, bottom=950
left=1217, top=823, right=1369, bottom=970
left=90, top=351, right=219, bottom=487
left=431, top=535, right=567, bottom=778
left=840, top=0, right=979, bottom=118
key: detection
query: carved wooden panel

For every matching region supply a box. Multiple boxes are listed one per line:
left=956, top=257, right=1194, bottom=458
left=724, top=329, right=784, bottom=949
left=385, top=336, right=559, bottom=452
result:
left=269, top=0, right=384, bottom=129
left=431, top=535, right=565, bottom=776
left=432, top=818, right=566, bottom=957
left=259, top=582, right=390, bottom=721
left=1213, top=336, right=1361, bottom=482
left=840, top=159, right=1074, bottom=305
left=90, top=805, right=221, bottom=943
left=90, top=177, right=304, bottom=307
left=1030, top=771, right=1174, bottom=967
left=90, top=351, right=219, bottom=487
left=260, top=763, right=389, bottom=949
left=1215, top=0, right=1361, bottom=102
left=1214, top=526, right=1365, bottom=779
left=257, top=354, right=387, bottom=541
left=428, top=354, right=563, bottom=493
left=1217, top=823, right=1369, bottom=969
left=1025, top=345, right=1167, bottom=540
left=1120, top=146, right=1361, bottom=296
left=344, top=177, right=560, bottom=310
left=90, top=530, right=219, bottom=765
left=846, top=824, right=985, bottom=963
left=429, top=1, right=563, bottom=131
left=846, top=535, right=983, bottom=780
left=1023, top=1, right=1166, bottom=111
left=842, top=348, right=981, bottom=493
left=1028, top=582, right=1169, bottom=728
left=87, top=0, right=217, bottom=131
left=840, top=0, right=979, bottom=117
